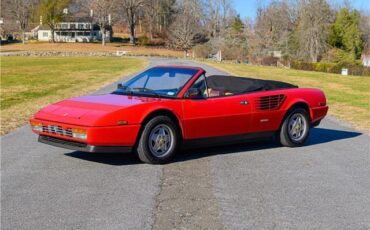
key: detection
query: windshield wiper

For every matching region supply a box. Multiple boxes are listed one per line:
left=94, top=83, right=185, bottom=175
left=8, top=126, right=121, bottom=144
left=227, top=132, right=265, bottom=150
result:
left=132, top=87, right=161, bottom=97
left=112, top=85, right=134, bottom=95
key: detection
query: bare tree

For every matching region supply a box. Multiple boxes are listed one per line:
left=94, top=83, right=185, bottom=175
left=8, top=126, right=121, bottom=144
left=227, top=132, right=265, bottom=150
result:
left=297, top=0, right=333, bottom=62
left=205, top=0, right=234, bottom=37
left=168, top=0, right=203, bottom=57
left=118, top=0, right=146, bottom=45
left=142, top=0, right=158, bottom=40
left=253, top=1, right=295, bottom=57
left=90, top=0, right=115, bottom=46
left=10, top=0, right=36, bottom=44
left=39, top=0, right=71, bottom=43
left=1, top=0, right=20, bottom=40
left=359, top=11, right=370, bottom=52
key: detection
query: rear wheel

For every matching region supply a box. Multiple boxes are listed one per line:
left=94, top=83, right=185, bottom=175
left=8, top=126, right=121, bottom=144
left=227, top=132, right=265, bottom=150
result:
left=279, top=108, right=310, bottom=147
left=136, top=116, right=179, bottom=164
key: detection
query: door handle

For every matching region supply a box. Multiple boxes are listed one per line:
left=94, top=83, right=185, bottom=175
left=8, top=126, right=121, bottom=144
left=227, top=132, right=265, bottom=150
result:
left=240, top=100, right=248, bottom=105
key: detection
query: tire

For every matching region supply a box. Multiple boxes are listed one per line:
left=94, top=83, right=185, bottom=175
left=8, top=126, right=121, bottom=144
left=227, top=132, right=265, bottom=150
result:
left=279, top=108, right=310, bottom=147
left=136, top=116, right=179, bottom=164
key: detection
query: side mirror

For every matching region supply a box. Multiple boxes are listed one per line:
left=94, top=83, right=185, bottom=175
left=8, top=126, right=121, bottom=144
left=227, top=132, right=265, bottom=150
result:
left=117, top=83, right=123, bottom=89
left=184, top=88, right=202, bottom=99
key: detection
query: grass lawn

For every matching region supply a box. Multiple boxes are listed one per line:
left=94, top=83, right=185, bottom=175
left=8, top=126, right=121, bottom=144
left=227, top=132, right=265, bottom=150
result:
left=204, top=61, right=370, bottom=133
left=0, top=56, right=147, bottom=135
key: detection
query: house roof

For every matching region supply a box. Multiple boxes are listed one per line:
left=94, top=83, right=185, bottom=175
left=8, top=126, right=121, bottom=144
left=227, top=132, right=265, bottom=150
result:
left=60, top=16, right=94, bottom=23
left=36, top=22, right=102, bottom=31
left=38, top=25, right=51, bottom=30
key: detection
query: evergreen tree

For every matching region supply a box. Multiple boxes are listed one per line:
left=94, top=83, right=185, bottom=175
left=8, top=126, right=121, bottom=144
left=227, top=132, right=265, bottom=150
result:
left=329, top=8, right=364, bottom=59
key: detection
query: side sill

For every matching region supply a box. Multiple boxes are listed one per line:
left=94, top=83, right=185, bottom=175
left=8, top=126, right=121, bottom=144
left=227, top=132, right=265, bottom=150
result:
left=181, top=131, right=275, bottom=149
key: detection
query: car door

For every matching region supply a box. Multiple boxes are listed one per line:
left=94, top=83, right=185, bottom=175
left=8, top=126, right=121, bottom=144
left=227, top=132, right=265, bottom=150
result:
left=181, top=75, right=252, bottom=139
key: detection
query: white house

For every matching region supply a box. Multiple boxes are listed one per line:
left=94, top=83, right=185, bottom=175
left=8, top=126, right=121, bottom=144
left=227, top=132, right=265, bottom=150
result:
left=37, top=17, right=111, bottom=42
left=361, top=54, right=370, bottom=67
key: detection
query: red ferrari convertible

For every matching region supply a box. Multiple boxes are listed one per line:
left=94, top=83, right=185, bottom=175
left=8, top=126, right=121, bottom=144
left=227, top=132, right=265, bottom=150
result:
left=30, top=66, right=328, bottom=164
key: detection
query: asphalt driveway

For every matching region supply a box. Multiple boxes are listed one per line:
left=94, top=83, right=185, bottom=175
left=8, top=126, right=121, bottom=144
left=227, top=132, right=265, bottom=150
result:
left=2, top=58, right=369, bottom=229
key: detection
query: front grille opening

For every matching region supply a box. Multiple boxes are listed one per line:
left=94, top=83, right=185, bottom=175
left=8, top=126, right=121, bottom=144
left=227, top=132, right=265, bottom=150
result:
left=42, top=125, right=72, bottom=137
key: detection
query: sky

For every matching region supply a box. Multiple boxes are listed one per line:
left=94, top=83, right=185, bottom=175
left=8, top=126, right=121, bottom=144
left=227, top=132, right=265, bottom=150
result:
left=234, top=0, right=370, bottom=20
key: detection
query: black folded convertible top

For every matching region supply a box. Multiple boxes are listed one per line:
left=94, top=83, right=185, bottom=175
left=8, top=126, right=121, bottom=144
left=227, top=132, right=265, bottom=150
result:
left=206, top=75, right=298, bottom=94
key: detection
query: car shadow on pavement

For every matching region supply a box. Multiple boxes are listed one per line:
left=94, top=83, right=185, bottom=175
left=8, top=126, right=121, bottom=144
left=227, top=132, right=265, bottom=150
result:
left=307, top=127, right=362, bottom=145
left=172, top=127, right=363, bottom=163
left=64, top=127, right=362, bottom=165
left=65, top=151, right=142, bottom=165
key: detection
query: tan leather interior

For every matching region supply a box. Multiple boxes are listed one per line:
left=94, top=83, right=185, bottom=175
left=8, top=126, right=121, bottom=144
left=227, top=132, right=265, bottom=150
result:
left=206, top=88, right=233, bottom=97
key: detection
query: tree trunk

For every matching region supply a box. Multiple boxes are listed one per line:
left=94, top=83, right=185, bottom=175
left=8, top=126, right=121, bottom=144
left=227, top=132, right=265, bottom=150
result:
left=129, top=24, right=135, bottom=45
left=310, top=48, right=317, bottom=62
left=51, top=28, right=55, bottom=43
left=22, top=30, right=25, bottom=44
left=102, top=28, right=106, bottom=46
left=149, top=23, right=153, bottom=40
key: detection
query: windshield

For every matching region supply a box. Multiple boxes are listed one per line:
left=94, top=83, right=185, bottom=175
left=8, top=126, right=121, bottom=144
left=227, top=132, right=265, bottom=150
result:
left=112, top=67, right=198, bottom=98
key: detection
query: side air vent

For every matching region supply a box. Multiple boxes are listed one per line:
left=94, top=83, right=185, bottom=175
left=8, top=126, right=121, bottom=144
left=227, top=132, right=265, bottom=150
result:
left=257, top=94, right=286, bottom=111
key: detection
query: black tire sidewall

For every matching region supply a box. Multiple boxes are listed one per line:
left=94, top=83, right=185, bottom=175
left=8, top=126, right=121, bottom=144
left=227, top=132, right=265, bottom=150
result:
left=280, top=108, right=310, bottom=147
left=137, top=116, right=179, bottom=164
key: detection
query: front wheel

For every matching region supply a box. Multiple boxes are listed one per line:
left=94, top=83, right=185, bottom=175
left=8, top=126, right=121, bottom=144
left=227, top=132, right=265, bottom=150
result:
left=136, top=116, right=179, bottom=164
left=279, top=108, right=310, bottom=147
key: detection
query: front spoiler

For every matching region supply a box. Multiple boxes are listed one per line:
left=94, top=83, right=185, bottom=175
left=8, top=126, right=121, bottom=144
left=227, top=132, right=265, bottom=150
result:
left=39, top=135, right=132, bottom=153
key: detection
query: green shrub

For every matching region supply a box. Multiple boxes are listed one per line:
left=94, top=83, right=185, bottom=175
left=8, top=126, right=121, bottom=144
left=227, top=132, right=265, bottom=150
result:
left=290, top=60, right=370, bottom=76
left=324, top=48, right=357, bottom=63
left=137, top=35, right=149, bottom=46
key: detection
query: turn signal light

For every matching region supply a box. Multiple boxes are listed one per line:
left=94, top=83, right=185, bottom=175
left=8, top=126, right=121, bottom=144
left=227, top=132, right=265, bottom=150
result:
left=72, top=128, right=88, bottom=140
left=117, top=120, right=128, bottom=125
left=30, top=121, right=43, bottom=132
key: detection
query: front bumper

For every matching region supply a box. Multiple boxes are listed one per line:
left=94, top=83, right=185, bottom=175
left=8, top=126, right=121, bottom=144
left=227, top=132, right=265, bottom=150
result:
left=30, top=118, right=141, bottom=149
left=39, top=135, right=132, bottom=153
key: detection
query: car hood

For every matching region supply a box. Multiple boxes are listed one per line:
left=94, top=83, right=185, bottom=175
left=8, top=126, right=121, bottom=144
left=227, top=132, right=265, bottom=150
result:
left=34, top=94, right=165, bottom=126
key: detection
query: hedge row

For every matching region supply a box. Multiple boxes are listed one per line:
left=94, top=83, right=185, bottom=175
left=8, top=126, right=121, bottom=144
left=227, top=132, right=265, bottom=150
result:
left=290, top=60, right=370, bottom=76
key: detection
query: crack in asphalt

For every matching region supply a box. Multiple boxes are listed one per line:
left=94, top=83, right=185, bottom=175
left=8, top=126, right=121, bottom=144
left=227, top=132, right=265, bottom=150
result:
left=152, top=156, right=227, bottom=230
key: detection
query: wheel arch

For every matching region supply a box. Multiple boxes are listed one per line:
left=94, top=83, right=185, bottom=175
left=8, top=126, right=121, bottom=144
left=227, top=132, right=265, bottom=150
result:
left=135, top=109, right=184, bottom=147
left=279, top=101, right=311, bottom=131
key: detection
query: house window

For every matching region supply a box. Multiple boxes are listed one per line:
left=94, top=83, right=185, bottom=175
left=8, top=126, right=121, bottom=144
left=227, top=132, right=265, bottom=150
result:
left=61, top=24, right=68, bottom=29
left=78, top=24, right=84, bottom=29
left=70, top=23, right=76, bottom=29
left=43, top=32, right=48, bottom=37
left=86, top=24, right=91, bottom=29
